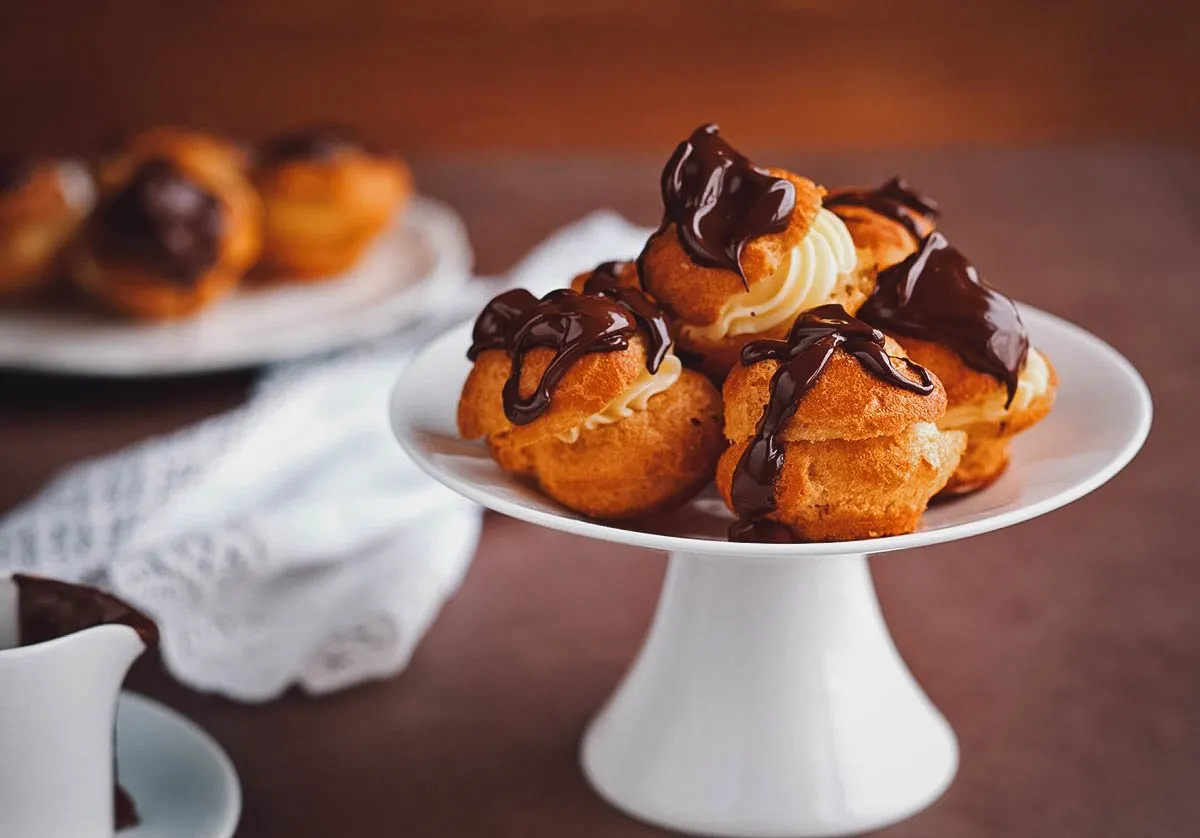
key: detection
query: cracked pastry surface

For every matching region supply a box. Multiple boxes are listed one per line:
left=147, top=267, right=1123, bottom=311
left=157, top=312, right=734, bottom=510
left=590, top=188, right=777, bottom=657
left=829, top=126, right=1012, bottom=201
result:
left=254, top=126, right=411, bottom=280
left=716, top=304, right=964, bottom=542
left=637, top=124, right=872, bottom=379
left=458, top=283, right=724, bottom=519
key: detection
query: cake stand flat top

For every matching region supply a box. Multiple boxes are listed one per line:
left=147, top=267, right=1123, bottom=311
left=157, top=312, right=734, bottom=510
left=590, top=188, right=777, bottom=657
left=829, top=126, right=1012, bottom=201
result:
left=391, top=304, right=1151, bottom=557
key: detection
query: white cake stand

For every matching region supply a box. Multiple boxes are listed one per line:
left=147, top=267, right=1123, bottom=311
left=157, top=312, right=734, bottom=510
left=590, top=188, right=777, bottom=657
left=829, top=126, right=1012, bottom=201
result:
left=389, top=305, right=1151, bottom=838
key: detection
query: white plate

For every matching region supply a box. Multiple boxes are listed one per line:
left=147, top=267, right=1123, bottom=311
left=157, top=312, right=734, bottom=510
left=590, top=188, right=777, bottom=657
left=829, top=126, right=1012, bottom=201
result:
left=0, top=196, right=472, bottom=376
left=390, top=305, right=1153, bottom=558
left=117, top=692, right=240, bottom=838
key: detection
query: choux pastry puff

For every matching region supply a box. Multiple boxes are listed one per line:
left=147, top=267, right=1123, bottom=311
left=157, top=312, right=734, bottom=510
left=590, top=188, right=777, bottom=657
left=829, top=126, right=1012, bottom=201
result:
left=458, top=280, right=724, bottom=520
left=0, top=155, right=94, bottom=299
left=637, top=124, right=872, bottom=380
left=716, top=304, right=966, bottom=542
left=254, top=126, right=411, bottom=280
left=856, top=231, right=1057, bottom=496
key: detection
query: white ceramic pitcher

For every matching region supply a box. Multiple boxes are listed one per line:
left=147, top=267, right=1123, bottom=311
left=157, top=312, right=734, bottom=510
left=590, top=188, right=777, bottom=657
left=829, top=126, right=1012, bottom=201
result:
left=0, top=573, right=151, bottom=838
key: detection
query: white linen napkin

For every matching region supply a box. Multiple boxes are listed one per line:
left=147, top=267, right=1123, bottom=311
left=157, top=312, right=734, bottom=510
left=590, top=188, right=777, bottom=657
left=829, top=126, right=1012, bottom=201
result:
left=0, top=210, right=653, bottom=702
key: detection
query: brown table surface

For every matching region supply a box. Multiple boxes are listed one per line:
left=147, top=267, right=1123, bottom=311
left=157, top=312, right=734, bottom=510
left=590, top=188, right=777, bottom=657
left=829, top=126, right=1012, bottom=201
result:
left=1, top=148, right=1197, bottom=837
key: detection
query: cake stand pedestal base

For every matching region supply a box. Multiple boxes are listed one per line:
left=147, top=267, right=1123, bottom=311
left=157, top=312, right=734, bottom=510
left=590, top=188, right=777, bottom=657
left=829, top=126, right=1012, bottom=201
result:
left=582, top=551, right=958, bottom=838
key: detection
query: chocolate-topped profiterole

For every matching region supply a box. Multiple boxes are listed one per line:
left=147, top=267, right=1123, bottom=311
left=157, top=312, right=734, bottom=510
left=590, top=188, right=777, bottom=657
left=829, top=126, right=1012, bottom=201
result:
left=825, top=177, right=939, bottom=242
left=459, top=281, right=725, bottom=521
left=89, top=157, right=224, bottom=284
left=263, top=126, right=364, bottom=164
left=727, top=304, right=935, bottom=541
left=647, top=123, right=795, bottom=287
left=858, top=231, right=1028, bottom=405
left=467, top=287, right=671, bottom=425
left=13, top=574, right=159, bottom=830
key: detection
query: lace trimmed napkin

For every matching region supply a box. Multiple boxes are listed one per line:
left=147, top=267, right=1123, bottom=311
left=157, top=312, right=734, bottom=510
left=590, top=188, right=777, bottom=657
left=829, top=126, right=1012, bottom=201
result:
left=0, top=210, right=652, bottom=702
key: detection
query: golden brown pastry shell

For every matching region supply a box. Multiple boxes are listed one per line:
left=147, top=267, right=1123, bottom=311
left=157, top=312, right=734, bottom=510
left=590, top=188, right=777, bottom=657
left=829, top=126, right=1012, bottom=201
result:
left=525, top=368, right=725, bottom=519
left=717, top=425, right=965, bottom=541
left=0, top=163, right=89, bottom=297
left=722, top=337, right=947, bottom=443
left=255, top=153, right=411, bottom=280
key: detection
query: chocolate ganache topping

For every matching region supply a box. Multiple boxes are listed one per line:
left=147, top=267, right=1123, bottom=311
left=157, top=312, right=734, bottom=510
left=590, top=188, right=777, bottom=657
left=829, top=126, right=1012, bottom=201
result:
left=825, top=176, right=939, bottom=241
left=858, top=231, right=1029, bottom=406
left=728, top=304, right=935, bottom=543
left=90, top=158, right=224, bottom=284
left=581, top=261, right=671, bottom=372
left=468, top=284, right=672, bottom=426
left=264, top=126, right=363, bottom=164
left=646, top=123, right=796, bottom=289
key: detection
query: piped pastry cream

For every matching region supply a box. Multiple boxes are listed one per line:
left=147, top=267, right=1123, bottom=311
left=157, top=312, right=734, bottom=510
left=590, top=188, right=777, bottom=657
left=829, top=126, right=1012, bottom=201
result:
left=857, top=232, right=1057, bottom=496
left=637, top=124, right=873, bottom=379
left=684, top=208, right=857, bottom=341
left=556, top=351, right=682, bottom=443
left=458, top=279, right=724, bottom=520
left=940, top=348, right=1051, bottom=430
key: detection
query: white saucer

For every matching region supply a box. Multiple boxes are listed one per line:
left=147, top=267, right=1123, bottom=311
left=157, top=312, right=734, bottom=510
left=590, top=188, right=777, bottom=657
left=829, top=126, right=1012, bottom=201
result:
left=117, top=692, right=240, bottom=838
left=0, top=196, right=472, bottom=377
left=391, top=304, right=1152, bottom=558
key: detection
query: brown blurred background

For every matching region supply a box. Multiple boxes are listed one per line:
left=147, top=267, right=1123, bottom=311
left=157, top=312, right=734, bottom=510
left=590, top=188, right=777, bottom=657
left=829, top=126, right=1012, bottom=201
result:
left=1, top=0, right=1197, bottom=155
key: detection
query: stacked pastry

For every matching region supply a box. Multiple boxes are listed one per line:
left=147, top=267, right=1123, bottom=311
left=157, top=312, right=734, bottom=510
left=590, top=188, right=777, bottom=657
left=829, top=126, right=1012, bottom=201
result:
left=0, top=123, right=412, bottom=320
left=458, top=122, right=1058, bottom=541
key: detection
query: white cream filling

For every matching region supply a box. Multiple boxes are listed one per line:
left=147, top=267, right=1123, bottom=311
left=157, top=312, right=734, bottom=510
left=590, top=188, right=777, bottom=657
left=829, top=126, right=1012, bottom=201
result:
left=554, top=352, right=683, bottom=444
left=940, top=348, right=1051, bottom=430
left=683, top=207, right=858, bottom=341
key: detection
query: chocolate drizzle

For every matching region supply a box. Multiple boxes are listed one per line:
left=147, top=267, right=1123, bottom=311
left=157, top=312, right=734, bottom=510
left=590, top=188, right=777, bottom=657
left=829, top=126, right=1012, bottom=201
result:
left=264, top=126, right=363, bottom=164
left=728, top=304, right=935, bottom=542
left=652, top=123, right=795, bottom=288
left=14, top=574, right=159, bottom=648
left=467, top=283, right=672, bottom=426
left=825, top=176, right=940, bottom=241
left=0, top=155, right=33, bottom=193
left=90, top=158, right=224, bottom=284
left=581, top=261, right=671, bottom=372
left=858, top=231, right=1029, bottom=406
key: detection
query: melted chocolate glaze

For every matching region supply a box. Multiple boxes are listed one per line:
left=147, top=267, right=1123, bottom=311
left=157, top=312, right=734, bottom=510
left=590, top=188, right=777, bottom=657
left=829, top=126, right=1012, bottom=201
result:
left=0, top=155, right=33, bottom=193
left=581, top=262, right=671, bottom=372
left=728, top=304, right=935, bottom=542
left=12, top=575, right=158, bottom=832
left=264, top=126, right=363, bottom=164
left=14, top=574, right=159, bottom=648
left=825, top=176, right=939, bottom=241
left=90, top=158, right=224, bottom=284
left=467, top=283, right=672, bottom=426
left=858, top=231, right=1029, bottom=406
left=648, top=123, right=796, bottom=289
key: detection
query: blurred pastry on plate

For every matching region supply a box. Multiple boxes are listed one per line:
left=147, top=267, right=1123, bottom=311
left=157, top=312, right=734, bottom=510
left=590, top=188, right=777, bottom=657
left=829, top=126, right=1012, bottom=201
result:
left=97, top=126, right=254, bottom=190
left=716, top=304, right=965, bottom=542
left=636, top=123, right=868, bottom=379
left=254, top=126, right=411, bottom=280
left=459, top=279, right=724, bottom=520
left=72, top=154, right=262, bottom=320
left=825, top=176, right=939, bottom=276
left=858, top=231, right=1056, bottom=496
left=0, top=155, right=94, bottom=299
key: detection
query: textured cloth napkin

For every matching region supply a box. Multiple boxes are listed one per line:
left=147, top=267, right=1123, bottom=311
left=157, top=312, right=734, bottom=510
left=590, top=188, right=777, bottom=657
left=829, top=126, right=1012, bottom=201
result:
left=0, top=210, right=652, bottom=702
